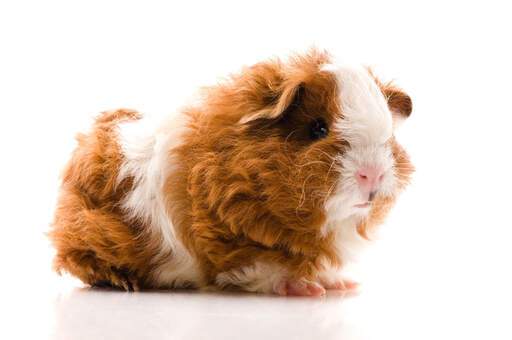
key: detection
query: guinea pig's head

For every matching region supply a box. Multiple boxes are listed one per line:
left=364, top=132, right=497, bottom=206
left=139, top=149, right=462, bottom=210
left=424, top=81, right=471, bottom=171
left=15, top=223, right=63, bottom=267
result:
left=198, top=49, right=413, bottom=236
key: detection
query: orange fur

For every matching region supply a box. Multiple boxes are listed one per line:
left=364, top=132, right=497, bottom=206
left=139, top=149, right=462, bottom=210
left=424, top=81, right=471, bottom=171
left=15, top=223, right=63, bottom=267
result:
left=49, top=109, right=160, bottom=290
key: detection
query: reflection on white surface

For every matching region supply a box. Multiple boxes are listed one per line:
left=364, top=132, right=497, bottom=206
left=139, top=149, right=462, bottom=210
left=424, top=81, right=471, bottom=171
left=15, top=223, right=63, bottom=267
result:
left=52, top=288, right=360, bottom=340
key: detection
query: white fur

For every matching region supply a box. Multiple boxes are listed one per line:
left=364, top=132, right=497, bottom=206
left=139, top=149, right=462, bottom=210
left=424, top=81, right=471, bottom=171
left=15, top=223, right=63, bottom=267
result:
left=322, top=63, right=396, bottom=221
left=215, top=262, right=287, bottom=294
left=320, top=63, right=397, bottom=264
left=324, top=63, right=393, bottom=146
left=117, top=112, right=203, bottom=288
left=391, top=110, right=407, bottom=131
left=324, top=143, right=396, bottom=223
left=317, top=214, right=369, bottom=286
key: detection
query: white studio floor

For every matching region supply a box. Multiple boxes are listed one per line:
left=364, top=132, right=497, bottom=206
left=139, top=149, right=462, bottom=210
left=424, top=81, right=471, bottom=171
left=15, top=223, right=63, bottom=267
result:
left=51, top=288, right=363, bottom=340
left=7, top=271, right=511, bottom=340
left=1, top=282, right=472, bottom=340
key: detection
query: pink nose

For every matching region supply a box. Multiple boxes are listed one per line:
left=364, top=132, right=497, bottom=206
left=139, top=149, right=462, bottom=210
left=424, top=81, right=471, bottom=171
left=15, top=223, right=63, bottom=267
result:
left=355, top=167, right=384, bottom=201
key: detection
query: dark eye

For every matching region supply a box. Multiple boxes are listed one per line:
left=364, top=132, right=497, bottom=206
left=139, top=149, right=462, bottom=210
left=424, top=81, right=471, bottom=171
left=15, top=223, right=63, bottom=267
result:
left=309, top=118, right=329, bottom=140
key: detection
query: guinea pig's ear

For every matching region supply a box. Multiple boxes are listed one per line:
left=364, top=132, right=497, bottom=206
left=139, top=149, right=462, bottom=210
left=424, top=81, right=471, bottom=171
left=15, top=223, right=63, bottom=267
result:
left=238, top=80, right=304, bottom=124
left=367, top=68, right=412, bottom=130
left=382, top=84, right=412, bottom=130
left=236, top=62, right=306, bottom=125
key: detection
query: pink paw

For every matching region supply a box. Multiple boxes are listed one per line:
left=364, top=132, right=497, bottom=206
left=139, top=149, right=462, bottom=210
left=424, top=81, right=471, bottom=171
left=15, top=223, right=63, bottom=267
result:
left=275, top=278, right=326, bottom=296
left=323, top=279, right=359, bottom=291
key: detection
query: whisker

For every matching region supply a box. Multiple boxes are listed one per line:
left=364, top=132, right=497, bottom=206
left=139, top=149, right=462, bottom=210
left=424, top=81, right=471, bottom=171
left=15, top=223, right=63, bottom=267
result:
left=325, top=157, right=340, bottom=183
left=303, top=147, right=338, bottom=161
left=296, top=173, right=314, bottom=211
left=323, top=177, right=340, bottom=204
left=297, top=161, right=331, bottom=168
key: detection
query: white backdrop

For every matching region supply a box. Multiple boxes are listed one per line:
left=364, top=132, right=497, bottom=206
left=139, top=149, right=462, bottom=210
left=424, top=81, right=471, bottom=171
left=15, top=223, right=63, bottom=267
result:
left=1, top=1, right=511, bottom=339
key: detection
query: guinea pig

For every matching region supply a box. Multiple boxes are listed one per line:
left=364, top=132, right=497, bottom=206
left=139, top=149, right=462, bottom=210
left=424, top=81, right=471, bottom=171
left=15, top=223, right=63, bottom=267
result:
left=49, top=49, right=414, bottom=296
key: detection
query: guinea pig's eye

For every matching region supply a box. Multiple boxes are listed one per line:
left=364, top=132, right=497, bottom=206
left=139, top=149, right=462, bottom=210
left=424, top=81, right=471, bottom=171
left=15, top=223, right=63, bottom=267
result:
left=309, top=118, right=329, bottom=140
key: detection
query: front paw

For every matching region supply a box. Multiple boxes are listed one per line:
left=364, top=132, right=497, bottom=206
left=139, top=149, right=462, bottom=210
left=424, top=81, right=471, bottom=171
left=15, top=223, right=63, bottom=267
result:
left=321, top=278, right=359, bottom=291
left=274, top=278, right=326, bottom=296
